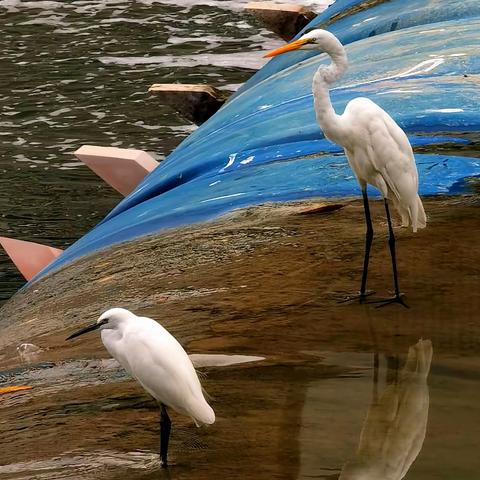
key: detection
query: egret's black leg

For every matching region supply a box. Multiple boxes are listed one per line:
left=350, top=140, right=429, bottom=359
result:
left=160, top=403, right=171, bottom=468
left=359, top=187, right=374, bottom=301
left=373, top=199, right=408, bottom=308
left=385, top=199, right=401, bottom=297
left=339, top=187, right=375, bottom=304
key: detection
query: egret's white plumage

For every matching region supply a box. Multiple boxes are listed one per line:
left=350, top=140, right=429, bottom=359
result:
left=98, top=308, right=215, bottom=426
left=328, top=96, right=426, bottom=232
left=265, top=30, right=426, bottom=304
left=297, top=29, right=426, bottom=232
left=66, top=307, right=214, bottom=466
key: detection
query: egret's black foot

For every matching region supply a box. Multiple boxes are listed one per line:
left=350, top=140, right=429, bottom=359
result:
left=370, top=294, right=409, bottom=309
left=337, top=290, right=375, bottom=304
left=160, top=458, right=168, bottom=469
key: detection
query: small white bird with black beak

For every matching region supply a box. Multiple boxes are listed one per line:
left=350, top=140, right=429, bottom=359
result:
left=66, top=307, right=215, bottom=467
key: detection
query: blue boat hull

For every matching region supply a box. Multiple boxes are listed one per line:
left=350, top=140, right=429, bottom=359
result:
left=33, top=1, right=480, bottom=280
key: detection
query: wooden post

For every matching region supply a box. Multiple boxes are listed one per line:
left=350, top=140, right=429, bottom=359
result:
left=246, top=2, right=325, bottom=41
left=148, top=84, right=226, bottom=125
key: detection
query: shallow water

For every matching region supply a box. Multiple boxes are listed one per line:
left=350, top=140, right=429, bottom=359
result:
left=1, top=321, right=479, bottom=480
left=0, top=196, right=479, bottom=479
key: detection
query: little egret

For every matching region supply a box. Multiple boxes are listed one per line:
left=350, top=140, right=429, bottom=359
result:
left=265, top=30, right=426, bottom=306
left=66, top=307, right=215, bottom=467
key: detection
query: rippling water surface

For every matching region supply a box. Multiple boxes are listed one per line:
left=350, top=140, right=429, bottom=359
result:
left=0, top=0, right=305, bottom=301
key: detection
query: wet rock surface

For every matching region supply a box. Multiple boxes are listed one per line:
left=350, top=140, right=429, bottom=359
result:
left=1, top=196, right=478, bottom=355
left=0, top=197, right=479, bottom=479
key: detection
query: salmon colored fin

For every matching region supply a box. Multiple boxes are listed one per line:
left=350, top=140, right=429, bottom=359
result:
left=0, top=237, right=63, bottom=281
left=75, top=145, right=159, bottom=196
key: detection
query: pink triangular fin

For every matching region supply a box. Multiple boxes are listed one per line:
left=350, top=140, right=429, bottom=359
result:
left=75, top=145, right=159, bottom=196
left=0, top=237, right=63, bottom=281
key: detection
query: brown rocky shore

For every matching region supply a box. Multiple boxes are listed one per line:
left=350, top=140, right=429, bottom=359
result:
left=0, top=195, right=478, bottom=362
left=0, top=196, right=479, bottom=479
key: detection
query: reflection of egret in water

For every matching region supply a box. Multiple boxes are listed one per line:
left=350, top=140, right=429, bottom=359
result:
left=340, top=339, right=433, bottom=480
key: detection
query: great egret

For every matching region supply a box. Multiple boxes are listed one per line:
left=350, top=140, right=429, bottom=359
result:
left=66, top=307, right=215, bottom=467
left=265, top=30, right=426, bottom=306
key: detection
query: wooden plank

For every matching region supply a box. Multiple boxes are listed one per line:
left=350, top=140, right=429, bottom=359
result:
left=246, top=2, right=322, bottom=41
left=148, top=84, right=226, bottom=125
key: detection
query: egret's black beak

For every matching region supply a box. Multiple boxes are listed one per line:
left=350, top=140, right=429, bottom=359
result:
left=66, top=321, right=104, bottom=341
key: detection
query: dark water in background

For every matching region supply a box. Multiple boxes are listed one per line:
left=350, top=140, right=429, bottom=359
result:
left=0, top=0, right=309, bottom=303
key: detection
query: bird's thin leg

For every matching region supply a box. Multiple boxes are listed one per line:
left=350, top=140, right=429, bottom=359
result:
left=339, top=187, right=375, bottom=304
left=372, top=199, right=408, bottom=308
left=160, top=403, right=171, bottom=468
left=386, top=199, right=401, bottom=296
left=359, top=187, right=375, bottom=300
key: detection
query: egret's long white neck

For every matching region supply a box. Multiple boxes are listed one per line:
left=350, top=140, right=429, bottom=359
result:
left=312, top=40, right=348, bottom=145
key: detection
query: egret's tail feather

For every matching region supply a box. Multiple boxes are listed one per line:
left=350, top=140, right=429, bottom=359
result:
left=189, top=398, right=215, bottom=427
left=410, top=195, right=427, bottom=233
left=390, top=196, right=410, bottom=228
left=201, top=384, right=214, bottom=402
left=392, top=194, right=426, bottom=232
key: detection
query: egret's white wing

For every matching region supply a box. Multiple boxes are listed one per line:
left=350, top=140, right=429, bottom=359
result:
left=345, top=97, right=418, bottom=199
left=122, top=317, right=214, bottom=424
left=343, top=97, right=425, bottom=229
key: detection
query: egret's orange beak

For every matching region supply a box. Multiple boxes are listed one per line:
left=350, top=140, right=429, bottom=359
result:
left=264, top=38, right=310, bottom=58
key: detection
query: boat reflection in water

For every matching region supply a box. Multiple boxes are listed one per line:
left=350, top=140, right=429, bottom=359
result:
left=340, top=339, right=433, bottom=480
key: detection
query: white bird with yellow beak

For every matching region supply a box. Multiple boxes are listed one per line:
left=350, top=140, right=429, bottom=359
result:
left=265, top=30, right=426, bottom=307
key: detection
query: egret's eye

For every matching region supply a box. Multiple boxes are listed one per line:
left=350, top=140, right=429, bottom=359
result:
left=100, top=317, right=109, bottom=325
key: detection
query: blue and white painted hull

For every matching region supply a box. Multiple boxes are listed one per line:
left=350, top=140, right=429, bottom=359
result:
left=34, top=0, right=480, bottom=279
